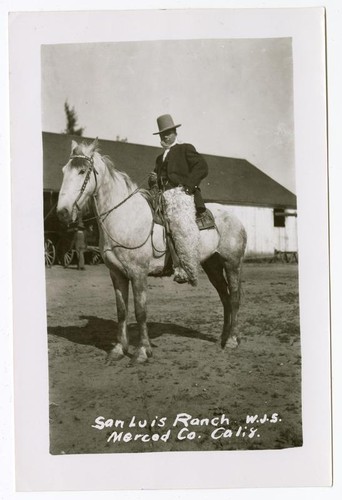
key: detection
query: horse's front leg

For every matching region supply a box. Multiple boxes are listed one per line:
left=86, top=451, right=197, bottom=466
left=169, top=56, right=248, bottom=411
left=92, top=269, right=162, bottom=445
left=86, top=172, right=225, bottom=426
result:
left=107, top=269, right=129, bottom=362
left=131, top=273, right=152, bottom=363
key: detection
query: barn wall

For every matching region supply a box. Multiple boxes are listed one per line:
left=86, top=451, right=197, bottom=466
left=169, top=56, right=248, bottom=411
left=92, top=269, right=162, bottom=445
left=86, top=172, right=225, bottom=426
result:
left=273, top=209, right=298, bottom=253
left=225, top=205, right=298, bottom=257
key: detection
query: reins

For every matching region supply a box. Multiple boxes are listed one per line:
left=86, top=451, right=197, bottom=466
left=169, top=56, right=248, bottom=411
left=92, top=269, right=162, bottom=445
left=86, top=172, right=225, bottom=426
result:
left=70, top=153, right=153, bottom=250
left=93, top=195, right=154, bottom=250
left=96, top=185, right=142, bottom=223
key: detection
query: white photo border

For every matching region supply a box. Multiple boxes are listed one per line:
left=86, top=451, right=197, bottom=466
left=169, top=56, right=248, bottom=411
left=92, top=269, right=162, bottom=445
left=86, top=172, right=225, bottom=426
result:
left=9, top=7, right=330, bottom=492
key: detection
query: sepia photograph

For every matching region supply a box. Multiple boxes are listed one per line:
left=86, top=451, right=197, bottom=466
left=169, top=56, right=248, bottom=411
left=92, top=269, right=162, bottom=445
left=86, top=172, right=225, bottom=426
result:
left=42, top=38, right=301, bottom=455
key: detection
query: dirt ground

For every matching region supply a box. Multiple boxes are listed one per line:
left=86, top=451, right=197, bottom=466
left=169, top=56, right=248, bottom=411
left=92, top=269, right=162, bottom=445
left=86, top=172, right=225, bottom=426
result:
left=46, top=262, right=302, bottom=455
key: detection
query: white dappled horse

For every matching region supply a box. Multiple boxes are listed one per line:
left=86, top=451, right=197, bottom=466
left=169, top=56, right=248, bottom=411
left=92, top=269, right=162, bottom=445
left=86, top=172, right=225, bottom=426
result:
left=57, top=138, right=247, bottom=363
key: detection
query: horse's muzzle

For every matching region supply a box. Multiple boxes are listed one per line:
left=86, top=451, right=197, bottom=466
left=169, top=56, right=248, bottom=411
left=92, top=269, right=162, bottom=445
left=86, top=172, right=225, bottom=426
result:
left=57, top=207, right=72, bottom=225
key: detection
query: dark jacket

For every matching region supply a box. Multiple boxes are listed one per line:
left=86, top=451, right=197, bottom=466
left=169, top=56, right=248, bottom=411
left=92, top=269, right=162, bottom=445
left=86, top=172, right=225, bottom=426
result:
left=154, top=143, right=208, bottom=211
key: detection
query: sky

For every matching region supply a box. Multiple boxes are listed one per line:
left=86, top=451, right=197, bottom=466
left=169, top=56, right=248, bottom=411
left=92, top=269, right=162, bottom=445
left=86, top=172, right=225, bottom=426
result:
left=41, top=38, right=295, bottom=193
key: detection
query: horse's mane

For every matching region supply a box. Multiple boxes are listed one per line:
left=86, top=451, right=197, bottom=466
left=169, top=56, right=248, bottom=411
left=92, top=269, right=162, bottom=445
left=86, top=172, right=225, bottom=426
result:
left=100, top=154, right=137, bottom=194
left=71, top=140, right=137, bottom=194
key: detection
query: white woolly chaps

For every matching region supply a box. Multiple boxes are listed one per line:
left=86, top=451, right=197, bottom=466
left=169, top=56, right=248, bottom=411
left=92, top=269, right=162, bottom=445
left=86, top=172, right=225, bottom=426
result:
left=163, top=187, right=200, bottom=286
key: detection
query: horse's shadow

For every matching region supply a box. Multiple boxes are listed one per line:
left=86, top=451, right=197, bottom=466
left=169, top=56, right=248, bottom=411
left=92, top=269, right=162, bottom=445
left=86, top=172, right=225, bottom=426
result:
left=48, top=315, right=216, bottom=353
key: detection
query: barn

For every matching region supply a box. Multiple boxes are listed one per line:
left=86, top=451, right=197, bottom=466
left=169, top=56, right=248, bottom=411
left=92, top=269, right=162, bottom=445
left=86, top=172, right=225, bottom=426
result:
left=43, top=131, right=297, bottom=260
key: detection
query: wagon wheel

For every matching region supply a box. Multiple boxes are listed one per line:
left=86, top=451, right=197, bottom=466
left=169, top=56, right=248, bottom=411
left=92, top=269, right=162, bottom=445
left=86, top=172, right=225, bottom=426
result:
left=44, top=239, right=56, bottom=267
left=63, top=249, right=75, bottom=268
left=90, top=252, right=102, bottom=265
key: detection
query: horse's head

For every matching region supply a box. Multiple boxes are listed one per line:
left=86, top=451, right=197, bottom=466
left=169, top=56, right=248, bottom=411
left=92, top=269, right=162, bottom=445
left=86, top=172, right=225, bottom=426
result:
left=57, top=138, right=99, bottom=225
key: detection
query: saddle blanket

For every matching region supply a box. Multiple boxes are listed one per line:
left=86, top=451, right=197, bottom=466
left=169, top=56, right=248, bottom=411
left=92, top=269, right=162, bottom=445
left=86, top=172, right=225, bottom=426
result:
left=195, top=209, right=216, bottom=231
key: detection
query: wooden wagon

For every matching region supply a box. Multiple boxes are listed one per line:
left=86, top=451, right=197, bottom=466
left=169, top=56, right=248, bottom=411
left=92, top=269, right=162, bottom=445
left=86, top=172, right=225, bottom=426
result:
left=43, top=189, right=102, bottom=267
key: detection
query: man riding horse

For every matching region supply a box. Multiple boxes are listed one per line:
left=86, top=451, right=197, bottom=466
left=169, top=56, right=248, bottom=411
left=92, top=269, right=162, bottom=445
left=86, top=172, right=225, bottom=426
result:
left=57, top=135, right=246, bottom=361
left=149, top=114, right=214, bottom=285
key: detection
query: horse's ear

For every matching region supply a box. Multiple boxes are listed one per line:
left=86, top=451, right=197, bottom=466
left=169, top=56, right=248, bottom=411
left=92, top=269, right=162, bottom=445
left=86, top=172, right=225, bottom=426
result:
left=89, top=137, right=99, bottom=154
left=71, top=139, right=78, bottom=153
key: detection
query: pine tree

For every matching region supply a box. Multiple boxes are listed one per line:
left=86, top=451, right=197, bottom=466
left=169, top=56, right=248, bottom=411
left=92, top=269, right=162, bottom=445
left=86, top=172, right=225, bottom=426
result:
left=64, top=101, right=84, bottom=136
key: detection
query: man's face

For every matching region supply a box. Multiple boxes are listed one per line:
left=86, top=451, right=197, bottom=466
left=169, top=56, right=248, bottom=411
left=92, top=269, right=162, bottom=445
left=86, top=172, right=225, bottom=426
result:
left=160, top=129, right=177, bottom=148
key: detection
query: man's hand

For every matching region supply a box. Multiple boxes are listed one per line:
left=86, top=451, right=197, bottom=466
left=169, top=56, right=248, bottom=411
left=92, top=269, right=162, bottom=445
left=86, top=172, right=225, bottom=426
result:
left=148, top=171, right=158, bottom=188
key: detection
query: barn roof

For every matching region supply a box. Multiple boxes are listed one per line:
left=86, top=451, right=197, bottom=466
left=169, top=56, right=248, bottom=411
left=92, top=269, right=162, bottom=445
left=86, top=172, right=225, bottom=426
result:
left=43, top=132, right=296, bottom=209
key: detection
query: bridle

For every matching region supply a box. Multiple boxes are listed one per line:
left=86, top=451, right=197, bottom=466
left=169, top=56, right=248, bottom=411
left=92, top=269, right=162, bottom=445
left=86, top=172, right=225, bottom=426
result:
left=68, top=153, right=155, bottom=251
left=70, top=154, right=98, bottom=219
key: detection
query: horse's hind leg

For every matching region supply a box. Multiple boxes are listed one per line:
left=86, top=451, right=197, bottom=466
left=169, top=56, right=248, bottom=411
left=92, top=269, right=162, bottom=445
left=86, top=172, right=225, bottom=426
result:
left=223, top=262, right=243, bottom=349
left=131, top=273, right=152, bottom=364
left=107, top=269, right=129, bottom=362
left=201, top=253, right=235, bottom=349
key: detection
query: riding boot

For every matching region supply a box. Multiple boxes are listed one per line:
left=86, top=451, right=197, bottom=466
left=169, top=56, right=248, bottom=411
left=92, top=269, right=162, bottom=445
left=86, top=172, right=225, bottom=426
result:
left=173, top=267, right=189, bottom=284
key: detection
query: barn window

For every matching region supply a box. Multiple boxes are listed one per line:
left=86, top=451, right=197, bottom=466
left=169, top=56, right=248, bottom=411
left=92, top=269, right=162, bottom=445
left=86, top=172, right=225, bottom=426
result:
left=273, top=208, right=286, bottom=227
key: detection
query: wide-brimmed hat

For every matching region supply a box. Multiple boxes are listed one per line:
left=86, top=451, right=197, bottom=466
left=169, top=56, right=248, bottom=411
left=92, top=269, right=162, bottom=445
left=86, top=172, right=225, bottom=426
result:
left=153, top=114, right=181, bottom=135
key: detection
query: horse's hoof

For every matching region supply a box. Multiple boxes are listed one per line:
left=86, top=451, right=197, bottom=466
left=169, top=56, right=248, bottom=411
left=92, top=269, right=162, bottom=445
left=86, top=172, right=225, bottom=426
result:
left=224, top=336, right=239, bottom=350
left=131, top=346, right=150, bottom=364
left=146, top=346, right=153, bottom=358
left=106, top=344, right=125, bottom=364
